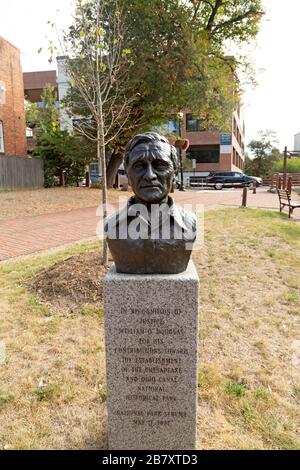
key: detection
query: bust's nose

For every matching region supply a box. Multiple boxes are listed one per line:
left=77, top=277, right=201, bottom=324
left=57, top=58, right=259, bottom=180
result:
left=144, top=162, right=157, bottom=182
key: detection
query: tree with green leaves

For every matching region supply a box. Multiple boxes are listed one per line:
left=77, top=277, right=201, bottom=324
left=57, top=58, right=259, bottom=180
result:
left=115, top=0, right=264, bottom=128
left=26, top=84, right=60, bottom=133
left=62, top=0, right=263, bottom=179
left=246, top=130, right=281, bottom=177
left=27, top=84, right=95, bottom=187
left=100, top=0, right=264, bottom=183
left=273, top=157, right=300, bottom=174
left=44, top=0, right=264, bottom=259
left=35, top=129, right=95, bottom=187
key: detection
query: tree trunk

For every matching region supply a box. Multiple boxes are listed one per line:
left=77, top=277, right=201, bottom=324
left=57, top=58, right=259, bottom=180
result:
left=59, top=170, right=65, bottom=187
left=106, top=147, right=124, bottom=188
left=98, top=124, right=109, bottom=267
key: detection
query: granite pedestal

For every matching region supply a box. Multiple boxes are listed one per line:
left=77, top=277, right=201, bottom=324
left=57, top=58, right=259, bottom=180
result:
left=104, top=261, right=199, bottom=450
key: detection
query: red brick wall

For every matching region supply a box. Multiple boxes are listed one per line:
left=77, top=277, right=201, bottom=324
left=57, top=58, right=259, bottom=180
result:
left=182, top=129, right=220, bottom=146
left=0, top=37, right=27, bottom=157
left=179, top=110, right=246, bottom=173
left=195, top=153, right=232, bottom=172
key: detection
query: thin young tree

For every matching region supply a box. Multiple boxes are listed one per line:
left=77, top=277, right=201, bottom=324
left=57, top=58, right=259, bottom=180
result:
left=52, top=0, right=134, bottom=265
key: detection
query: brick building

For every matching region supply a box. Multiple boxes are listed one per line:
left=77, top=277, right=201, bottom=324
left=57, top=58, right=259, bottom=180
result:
left=169, top=109, right=245, bottom=174
left=23, top=70, right=58, bottom=153
left=23, top=70, right=57, bottom=104
left=186, top=110, right=244, bottom=172
left=0, top=36, right=27, bottom=157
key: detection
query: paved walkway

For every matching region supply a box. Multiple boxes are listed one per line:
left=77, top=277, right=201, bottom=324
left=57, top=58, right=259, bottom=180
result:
left=0, top=188, right=298, bottom=261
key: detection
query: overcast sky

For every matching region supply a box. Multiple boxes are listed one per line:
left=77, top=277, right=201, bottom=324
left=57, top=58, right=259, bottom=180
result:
left=1, top=0, right=299, bottom=150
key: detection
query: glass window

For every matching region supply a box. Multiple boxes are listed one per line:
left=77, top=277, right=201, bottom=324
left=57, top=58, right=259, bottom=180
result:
left=0, top=82, right=6, bottom=104
left=188, top=147, right=219, bottom=163
left=90, top=162, right=99, bottom=173
left=167, top=119, right=179, bottom=134
left=220, top=134, right=232, bottom=145
left=186, top=114, right=203, bottom=132
left=0, top=121, right=4, bottom=153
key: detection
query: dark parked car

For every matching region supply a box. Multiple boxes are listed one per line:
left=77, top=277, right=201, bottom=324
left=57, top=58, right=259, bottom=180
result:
left=206, top=171, right=261, bottom=190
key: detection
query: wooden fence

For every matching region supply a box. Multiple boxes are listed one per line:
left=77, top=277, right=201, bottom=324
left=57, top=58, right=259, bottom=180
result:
left=0, top=156, right=44, bottom=189
left=263, top=173, right=300, bottom=188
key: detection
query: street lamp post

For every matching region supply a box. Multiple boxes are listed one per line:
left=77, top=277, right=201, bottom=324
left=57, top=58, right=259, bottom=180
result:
left=177, top=112, right=185, bottom=191
left=283, top=146, right=288, bottom=189
left=283, top=147, right=300, bottom=189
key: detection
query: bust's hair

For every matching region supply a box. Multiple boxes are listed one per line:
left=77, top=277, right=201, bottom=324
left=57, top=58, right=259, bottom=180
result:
left=124, top=132, right=179, bottom=174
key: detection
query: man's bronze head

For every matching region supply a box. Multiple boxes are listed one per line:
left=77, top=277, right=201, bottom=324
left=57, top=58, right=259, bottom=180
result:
left=124, top=132, right=179, bottom=204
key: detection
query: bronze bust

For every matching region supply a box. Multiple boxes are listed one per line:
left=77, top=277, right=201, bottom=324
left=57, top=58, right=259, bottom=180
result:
left=105, top=132, right=196, bottom=274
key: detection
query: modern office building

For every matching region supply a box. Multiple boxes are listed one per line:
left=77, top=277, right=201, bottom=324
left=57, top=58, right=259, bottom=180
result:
left=56, top=56, right=74, bottom=132
left=168, top=109, right=245, bottom=174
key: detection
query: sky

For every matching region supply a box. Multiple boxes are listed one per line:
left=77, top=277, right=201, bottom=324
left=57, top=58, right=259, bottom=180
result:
left=241, top=0, right=300, bottom=151
left=1, top=0, right=299, bottom=150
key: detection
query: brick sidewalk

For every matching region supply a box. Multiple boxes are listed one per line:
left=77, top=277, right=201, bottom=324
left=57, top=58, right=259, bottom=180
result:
left=0, top=206, right=100, bottom=261
left=0, top=188, right=298, bottom=261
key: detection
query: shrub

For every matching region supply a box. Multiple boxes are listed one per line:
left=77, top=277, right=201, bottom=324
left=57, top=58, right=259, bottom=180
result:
left=274, top=158, right=300, bottom=174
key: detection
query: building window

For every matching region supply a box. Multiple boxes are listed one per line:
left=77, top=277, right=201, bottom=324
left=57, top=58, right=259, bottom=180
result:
left=220, top=134, right=232, bottom=145
left=186, top=114, right=204, bottom=132
left=167, top=118, right=179, bottom=134
left=0, top=82, right=6, bottom=105
left=26, top=127, right=33, bottom=138
left=90, top=162, right=99, bottom=173
left=0, top=121, right=4, bottom=153
left=187, top=146, right=219, bottom=163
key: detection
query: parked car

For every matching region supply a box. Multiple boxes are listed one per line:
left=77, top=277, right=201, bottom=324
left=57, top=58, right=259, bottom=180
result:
left=205, top=171, right=262, bottom=190
left=249, top=175, right=263, bottom=186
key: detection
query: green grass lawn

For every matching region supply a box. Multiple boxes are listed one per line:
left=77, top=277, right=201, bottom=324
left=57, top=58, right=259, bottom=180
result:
left=0, top=208, right=299, bottom=449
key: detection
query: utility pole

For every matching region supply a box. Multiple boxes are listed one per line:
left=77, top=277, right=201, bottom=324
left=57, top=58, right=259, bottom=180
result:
left=282, top=147, right=300, bottom=190
left=178, top=112, right=185, bottom=191
left=283, top=146, right=288, bottom=189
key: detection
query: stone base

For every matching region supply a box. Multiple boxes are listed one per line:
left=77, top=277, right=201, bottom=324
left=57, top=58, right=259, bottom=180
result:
left=104, top=261, right=199, bottom=450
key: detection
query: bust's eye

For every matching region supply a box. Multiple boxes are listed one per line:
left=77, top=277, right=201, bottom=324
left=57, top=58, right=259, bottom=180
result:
left=132, top=162, right=144, bottom=170
left=153, top=160, right=167, bottom=170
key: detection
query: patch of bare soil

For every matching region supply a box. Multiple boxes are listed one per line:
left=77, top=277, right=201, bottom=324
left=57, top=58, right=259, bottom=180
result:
left=29, top=252, right=107, bottom=313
